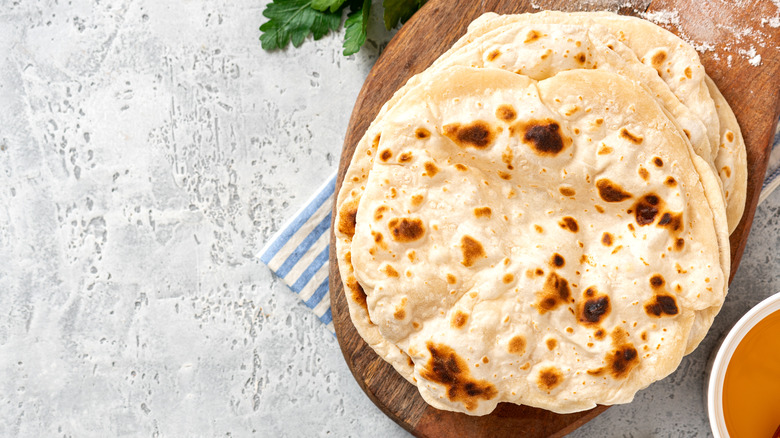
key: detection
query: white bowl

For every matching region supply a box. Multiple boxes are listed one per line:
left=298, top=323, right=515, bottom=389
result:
left=707, top=292, right=780, bottom=437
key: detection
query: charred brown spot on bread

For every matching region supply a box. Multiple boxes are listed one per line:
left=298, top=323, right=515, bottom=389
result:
left=374, top=205, right=388, bottom=221
left=632, top=193, right=661, bottom=225
left=574, top=52, right=587, bottom=64
left=653, top=157, right=663, bottom=167
left=388, top=217, right=425, bottom=242
left=372, top=231, right=388, bottom=250
left=594, top=329, right=606, bottom=340
left=474, top=207, right=492, bottom=218
left=650, top=50, right=667, bottom=67
left=620, top=128, right=643, bottom=144
left=645, top=294, right=679, bottom=317
left=598, top=144, right=613, bottom=155
left=398, top=152, right=413, bottom=163
left=502, top=146, right=514, bottom=170
left=607, top=344, right=639, bottom=379
left=551, top=253, right=565, bottom=268
left=407, top=250, right=417, bottom=262
left=726, top=131, right=735, bottom=142
left=559, top=216, right=579, bottom=232
left=421, top=343, right=498, bottom=411
left=601, top=232, right=613, bottom=246
left=455, top=163, right=468, bottom=171
left=722, top=166, right=732, bottom=178
left=536, top=272, right=571, bottom=314
left=650, top=274, right=665, bottom=288
left=674, top=238, right=685, bottom=251
left=424, top=161, right=439, bottom=177
left=684, top=66, right=692, bottom=79
left=487, top=48, right=501, bottom=61
left=379, top=149, right=393, bottom=161
left=587, top=367, right=605, bottom=376
left=382, top=264, right=399, bottom=278
left=451, top=311, right=469, bottom=329
left=578, top=293, right=611, bottom=326
left=503, top=273, right=514, bottom=284
left=546, top=338, right=558, bottom=350
left=512, top=119, right=571, bottom=156
left=460, top=235, right=487, bottom=267
left=559, top=186, right=576, bottom=197
left=411, top=194, right=424, bottom=207
left=534, top=225, right=544, bottom=233
left=346, top=275, right=370, bottom=319
left=508, top=335, right=526, bottom=355
left=496, top=104, right=517, bottom=122
left=595, top=205, right=605, bottom=213
left=664, top=176, right=677, bottom=187
left=394, top=307, right=406, bottom=320
left=406, top=354, right=415, bottom=367
left=443, top=121, right=496, bottom=149
left=371, top=133, right=381, bottom=151
left=498, top=171, right=512, bottom=180
left=525, top=30, right=541, bottom=43
left=338, top=198, right=360, bottom=237
left=596, top=179, right=633, bottom=203
left=538, top=367, right=563, bottom=391
left=638, top=166, right=649, bottom=180
left=657, top=211, right=683, bottom=233
left=415, top=127, right=431, bottom=139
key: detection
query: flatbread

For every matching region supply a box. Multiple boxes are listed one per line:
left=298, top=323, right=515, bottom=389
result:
left=340, top=66, right=726, bottom=414
left=706, top=75, right=748, bottom=233
left=336, top=19, right=731, bottom=377
left=335, top=12, right=738, bottom=415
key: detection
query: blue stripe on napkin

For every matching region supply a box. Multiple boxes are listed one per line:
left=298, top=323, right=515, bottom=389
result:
left=261, top=121, right=780, bottom=333
left=259, top=173, right=337, bottom=333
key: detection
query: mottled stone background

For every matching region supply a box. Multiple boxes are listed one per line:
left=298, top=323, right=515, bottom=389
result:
left=0, top=0, right=777, bottom=436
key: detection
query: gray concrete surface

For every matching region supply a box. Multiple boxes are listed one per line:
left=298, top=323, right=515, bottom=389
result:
left=0, top=1, right=777, bottom=436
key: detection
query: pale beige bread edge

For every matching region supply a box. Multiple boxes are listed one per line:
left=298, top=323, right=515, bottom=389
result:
left=705, top=75, right=747, bottom=234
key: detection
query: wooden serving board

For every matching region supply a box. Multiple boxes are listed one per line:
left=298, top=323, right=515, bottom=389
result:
left=329, top=1, right=780, bottom=436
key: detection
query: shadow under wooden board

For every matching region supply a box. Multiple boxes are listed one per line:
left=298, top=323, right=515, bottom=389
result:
left=329, top=0, right=780, bottom=436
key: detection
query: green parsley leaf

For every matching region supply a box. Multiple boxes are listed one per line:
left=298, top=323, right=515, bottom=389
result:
left=260, top=0, right=342, bottom=50
left=382, top=0, right=426, bottom=30
left=342, top=0, right=371, bottom=55
left=311, top=0, right=348, bottom=13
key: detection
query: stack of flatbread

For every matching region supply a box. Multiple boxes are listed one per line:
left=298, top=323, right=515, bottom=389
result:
left=335, top=11, right=746, bottom=416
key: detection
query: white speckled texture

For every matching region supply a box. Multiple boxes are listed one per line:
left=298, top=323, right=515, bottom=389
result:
left=0, top=1, right=777, bottom=436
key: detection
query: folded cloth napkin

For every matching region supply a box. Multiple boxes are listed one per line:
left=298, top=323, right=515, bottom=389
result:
left=260, top=121, right=780, bottom=334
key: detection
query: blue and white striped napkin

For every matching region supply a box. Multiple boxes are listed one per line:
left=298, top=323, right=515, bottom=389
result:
left=260, top=122, right=780, bottom=333
left=260, top=173, right=337, bottom=333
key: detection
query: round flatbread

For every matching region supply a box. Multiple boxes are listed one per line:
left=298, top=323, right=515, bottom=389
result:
left=339, top=66, right=727, bottom=414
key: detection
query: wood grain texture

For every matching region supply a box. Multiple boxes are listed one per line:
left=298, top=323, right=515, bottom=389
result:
left=329, top=0, right=780, bottom=436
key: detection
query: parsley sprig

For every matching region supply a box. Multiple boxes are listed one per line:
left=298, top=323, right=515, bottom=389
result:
left=259, top=0, right=426, bottom=56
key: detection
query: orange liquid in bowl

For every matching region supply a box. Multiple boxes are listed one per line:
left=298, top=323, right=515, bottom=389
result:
left=723, top=310, right=780, bottom=437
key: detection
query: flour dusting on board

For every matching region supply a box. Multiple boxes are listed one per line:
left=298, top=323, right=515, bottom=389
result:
left=625, top=1, right=780, bottom=67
